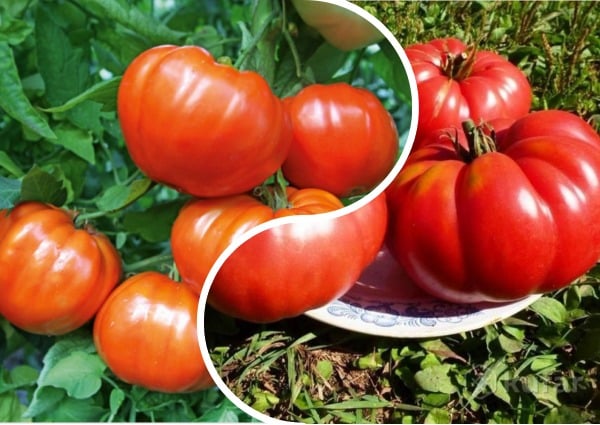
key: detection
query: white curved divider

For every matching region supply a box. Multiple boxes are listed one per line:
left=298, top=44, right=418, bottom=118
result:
left=196, top=0, right=419, bottom=422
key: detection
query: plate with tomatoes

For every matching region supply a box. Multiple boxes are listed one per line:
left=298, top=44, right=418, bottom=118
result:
left=305, top=247, right=542, bottom=338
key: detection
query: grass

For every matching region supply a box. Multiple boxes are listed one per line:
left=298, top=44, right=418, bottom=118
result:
left=205, top=1, right=600, bottom=423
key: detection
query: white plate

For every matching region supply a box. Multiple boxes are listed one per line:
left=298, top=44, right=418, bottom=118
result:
left=305, top=248, right=541, bottom=338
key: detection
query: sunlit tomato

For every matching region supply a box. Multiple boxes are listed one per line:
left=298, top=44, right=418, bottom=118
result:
left=0, top=202, right=122, bottom=335
left=93, top=272, right=214, bottom=393
left=386, top=117, right=600, bottom=303
left=171, top=188, right=388, bottom=322
left=282, top=83, right=399, bottom=197
left=406, top=37, right=531, bottom=142
left=117, top=44, right=291, bottom=198
left=291, top=0, right=384, bottom=51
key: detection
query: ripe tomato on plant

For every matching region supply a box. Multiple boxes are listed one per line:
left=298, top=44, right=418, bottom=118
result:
left=171, top=186, right=388, bottom=323
left=117, top=44, right=291, bottom=198
left=386, top=115, right=600, bottom=303
left=406, top=37, right=532, bottom=142
left=282, top=83, right=399, bottom=198
left=93, top=272, right=214, bottom=393
left=0, top=202, right=122, bottom=335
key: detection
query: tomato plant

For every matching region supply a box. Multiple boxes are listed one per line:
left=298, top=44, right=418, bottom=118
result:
left=282, top=83, right=399, bottom=197
left=386, top=115, right=600, bottom=303
left=291, top=0, right=384, bottom=51
left=406, top=37, right=532, bottom=142
left=117, top=44, right=292, bottom=198
left=0, top=202, right=122, bottom=336
left=94, top=271, right=213, bottom=393
left=172, top=187, right=387, bottom=323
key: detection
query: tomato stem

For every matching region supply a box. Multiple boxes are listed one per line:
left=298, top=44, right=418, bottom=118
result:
left=253, top=168, right=290, bottom=211
left=457, top=120, right=498, bottom=162
left=123, top=253, right=174, bottom=274
left=443, top=47, right=477, bottom=81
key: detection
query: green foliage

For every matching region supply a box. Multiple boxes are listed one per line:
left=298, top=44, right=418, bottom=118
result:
left=0, top=0, right=409, bottom=422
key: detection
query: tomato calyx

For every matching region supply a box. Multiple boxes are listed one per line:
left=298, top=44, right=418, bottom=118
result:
left=253, top=168, right=291, bottom=211
left=455, top=120, right=498, bottom=163
left=442, top=47, right=477, bottom=81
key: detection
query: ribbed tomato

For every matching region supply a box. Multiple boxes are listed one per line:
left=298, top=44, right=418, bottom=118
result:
left=171, top=187, right=388, bottom=322
left=117, top=44, right=291, bottom=198
left=406, top=37, right=532, bottom=143
left=0, top=202, right=122, bottom=335
left=386, top=115, right=600, bottom=303
left=93, top=272, right=213, bottom=393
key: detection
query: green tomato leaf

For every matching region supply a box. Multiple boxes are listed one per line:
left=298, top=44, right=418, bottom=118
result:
left=0, top=392, right=27, bottom=422
left=370, top=41, right=411, bottom=105
left=0, top=151, right=24, bottom=178
left=49, top=124, right=95, bottom=164
left=0, top=42, right=56, bottom=140
left=77, top=0, right=185, bottom=45
left=35, top=396, right=106, bottom=422
left=96, top=178, right=153, bottom=212
left=0, top=15, right=33, bottom=45
left=34, top=4, right=90, bottom=107
left=0, top=176, right=21, bottom=209
left=414, top=364, right=457, bottom=394
left=122, top=199, right=185, bottom=243
left=23, top=386, right=65, bottom=419
left=42, top=351, right=106, bottom=399
left=108, top=388, right=125, bottom=418
left=20, top=166, right=67, bottom=206
left=41, top=77, right=121, bottom=114
left=305, top=42, right=350, bottom=83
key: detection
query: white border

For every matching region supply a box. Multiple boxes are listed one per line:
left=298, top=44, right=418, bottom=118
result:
left=196, top=0, right=419, bottom=422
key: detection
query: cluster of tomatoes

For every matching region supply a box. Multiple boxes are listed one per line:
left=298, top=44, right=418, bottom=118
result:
left=385, top=37, right=600, bottom=303
left=2, top=31, right=600, bottom=396
left=0, top=41, right=400, bottom=393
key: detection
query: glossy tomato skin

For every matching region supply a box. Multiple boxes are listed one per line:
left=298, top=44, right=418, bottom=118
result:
left=291, top=0, right=384, bottom=51
left=117, top=45, right=291, bottom=198
left=407, top=37, right=531, bottom=142
left=171, top=187, right=344, bottom=295
left=386, top=117, right=600, bottom=303
left=171, top=188, right=387, bottom=322
left=0, top=202, right=122, bottom=335
left=93, top=272, right=213, bottom=393
left=282, top=83, right=399, bottom=197
left=495, top=109, right=600, bottom=151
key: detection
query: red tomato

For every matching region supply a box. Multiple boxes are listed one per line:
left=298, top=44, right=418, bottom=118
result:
left=0, top=202, right=122, bottom=335
left=93, top=272, right=213, bottom=393
left=386, top=117, right=600, bottom=303
left=171, top=188, right=387, bottom=322
left=117, top=45, right=291, bottom=198
left=495, top=109, right=600, bottom=151
left=406, top=37, right=532, bottom=142
left=282, top=83, right=399, bottom=198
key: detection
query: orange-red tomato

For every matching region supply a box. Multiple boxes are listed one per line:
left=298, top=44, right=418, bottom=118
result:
left=282, top=83, right=399, bottom=198
left=171, top=187, right=388, bottom=323
left=117, top=44, right=291, bottom=198
left=93, top=272, right=214, bottom=393
left=0, top=202, right=122, bottom=335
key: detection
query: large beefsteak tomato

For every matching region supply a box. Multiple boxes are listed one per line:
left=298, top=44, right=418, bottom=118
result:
left=0, top=202, right=122, bottom=335
left=117, top=45, right=291, bottom=198
left=282, top=83, right=399, bottom=198
left=386, top=116, right=600, bottom=303
left=406, top=37, right=531, bottom=142
left=93, top=272, right=214, bottom=393
left=171, top=187, right=387, bottom=322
